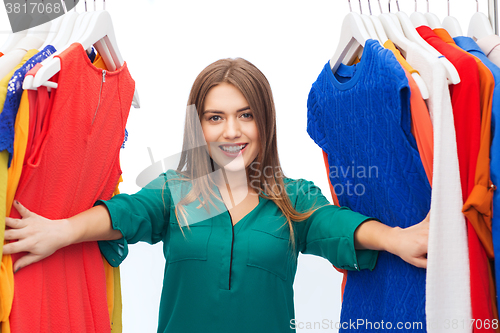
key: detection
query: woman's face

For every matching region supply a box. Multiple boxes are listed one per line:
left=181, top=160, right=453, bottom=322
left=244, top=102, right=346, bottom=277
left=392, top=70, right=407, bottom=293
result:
left=201, top=82, right=260, bottom=172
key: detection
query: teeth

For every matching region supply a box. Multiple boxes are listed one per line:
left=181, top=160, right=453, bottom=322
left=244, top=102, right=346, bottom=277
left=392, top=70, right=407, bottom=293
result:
left=220, top=144, right=246, bottom=153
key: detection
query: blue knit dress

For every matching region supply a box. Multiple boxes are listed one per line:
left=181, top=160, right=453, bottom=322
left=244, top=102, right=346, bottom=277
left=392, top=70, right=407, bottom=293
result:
left=307, top=39, right=431, bottom=332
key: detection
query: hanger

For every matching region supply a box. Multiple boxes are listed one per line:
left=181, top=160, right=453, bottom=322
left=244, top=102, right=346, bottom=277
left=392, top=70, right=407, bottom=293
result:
left=0, top=15, right=48, bottom=80
left=379, top=0, right=429, bottom=99
left=360, top=0, right=381, bottom=42
left=468, top=0, right=494, bottom=41
left=410, top=0, right=430, bottom=28
left=423, top=0, right=443, bottom=29
left=40, top=16, right=63, bottom=50
left=442, top=0, right=463, bottom=37
left=0, top=12, right=32, bottom=54
left=32, top=9, right=140, bottom=108
left=330, top=0, right=371, bottom=73
left=395, top=11, right=460, bottom=84
left=369, top=0, right=388, bottom=44
left=48, top=8, right=79, bottom=50
left=23, top=0, right=78, bottom=90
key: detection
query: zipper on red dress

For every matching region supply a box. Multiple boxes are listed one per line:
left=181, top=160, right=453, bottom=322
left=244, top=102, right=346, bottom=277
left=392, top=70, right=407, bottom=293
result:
left=92, top=70, right=106, bottom=125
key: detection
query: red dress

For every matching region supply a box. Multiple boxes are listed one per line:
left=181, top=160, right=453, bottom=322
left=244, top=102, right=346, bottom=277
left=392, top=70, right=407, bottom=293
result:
left=9, top=43, right=135, bottom=332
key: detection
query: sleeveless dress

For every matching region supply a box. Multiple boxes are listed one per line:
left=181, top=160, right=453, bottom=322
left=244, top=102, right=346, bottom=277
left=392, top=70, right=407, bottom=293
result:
left=9, top=43, right=135, bottom=333
left=307, top=40, right=431, bottom=332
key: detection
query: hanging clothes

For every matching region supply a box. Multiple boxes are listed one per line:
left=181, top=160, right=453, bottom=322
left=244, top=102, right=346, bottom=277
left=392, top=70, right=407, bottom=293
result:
left=417, top=26, right=494, bottom=333
left=307, top=39, right=430, bottom=332
left=455, top=35, right=500, bottom=331
left=383, top=40, right=434, bottom=184
left=8, top=43, right=135, bottom=333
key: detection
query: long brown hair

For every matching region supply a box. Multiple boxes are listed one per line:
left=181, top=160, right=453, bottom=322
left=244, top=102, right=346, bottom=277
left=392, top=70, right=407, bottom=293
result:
left=171, top=58, right=320, bottom=249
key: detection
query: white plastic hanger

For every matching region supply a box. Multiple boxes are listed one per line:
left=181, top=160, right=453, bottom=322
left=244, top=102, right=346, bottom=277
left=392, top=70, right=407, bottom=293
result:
left=442, top=0, right=463, bottom=37
left=49, top=12, right=79, bottom=50
left=330, top=6, right=371, bottom=73
left=359, top=0, right=381, bottom=42
left=0, top=19, right=48, bottom=80
left=369, top=0, right=388, bottom=44
left=410, top=0, right=430, bottom=28
left=23, top=1, right=78, bottom=90
left=40, top=16, right=63, bottom=50
left=468, top=0, right=494, bottom=41
left=396, top=11, right=460, bottom=84
left=0, top=13, right=32, bottom=54
left=422, top=0, right=443, bottom=29
left=379, top=0, right=429, bottom=99
left=32, top=9, right=140, bottom=108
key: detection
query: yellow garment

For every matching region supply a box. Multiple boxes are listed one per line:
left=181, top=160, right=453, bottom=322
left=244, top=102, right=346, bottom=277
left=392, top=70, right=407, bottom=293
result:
left=0, top=152, right=12, bottom=333
left=383, top=40, right=419, bottom=75
left=111, top=265, right=122, bottom=332
left=0, top=90, right=30, bottom=333
left=93, top=52, right=123, bottom=332
left=0, top=50, right=38, bottom=333
left=0, top=50, right=38, bottom=115
left=109, top=174, right=123, bottom=332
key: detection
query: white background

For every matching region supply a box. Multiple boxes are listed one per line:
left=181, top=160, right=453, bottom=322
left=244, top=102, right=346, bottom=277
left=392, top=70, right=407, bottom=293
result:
left=0, top=0, right=492, bottom=332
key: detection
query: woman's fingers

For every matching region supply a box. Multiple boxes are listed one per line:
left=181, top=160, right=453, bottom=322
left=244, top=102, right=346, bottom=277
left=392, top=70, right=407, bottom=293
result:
left=410, top=257, right=427, bottom=269
left=5, top=216, right=26, bottom=229
left=13, top=253, right=45, bottom=273
left=4, top=227, right=24, bottom=242
left=3, top=238, right=29, bottom=255
left=12, top=200, right=32, bottom=219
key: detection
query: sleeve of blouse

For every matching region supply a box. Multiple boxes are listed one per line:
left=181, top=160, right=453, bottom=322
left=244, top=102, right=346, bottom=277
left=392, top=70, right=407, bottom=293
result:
left=292, top=178, right=379, bottom=271
left=94, top=172, right=171, bottom=267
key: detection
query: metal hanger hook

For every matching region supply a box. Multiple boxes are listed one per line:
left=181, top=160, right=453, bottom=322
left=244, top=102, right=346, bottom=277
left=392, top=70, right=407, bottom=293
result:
left=476, top=0, right=479, bottom=12
left=426, top=0, right=429, bottom=12
left=377, top=0, right=383, bottom=13
left=60, top=0, right=67, bottom=13
left=447, top=0, right=450, bottom=15
left=395, top=0, right=400, bottom=11
left=103, top=0, right=106, bottom=10
left=367, top=0, right=373, bottom=15
left=348, top=0, right=352, bottom=12
left=84, top=0, right=87, bottom=12
left=358, top=0, right=363, bottom=14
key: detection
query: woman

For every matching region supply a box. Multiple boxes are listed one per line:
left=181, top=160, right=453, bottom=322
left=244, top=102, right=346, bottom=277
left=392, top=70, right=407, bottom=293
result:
left=3, top=58, right=429, bottom=332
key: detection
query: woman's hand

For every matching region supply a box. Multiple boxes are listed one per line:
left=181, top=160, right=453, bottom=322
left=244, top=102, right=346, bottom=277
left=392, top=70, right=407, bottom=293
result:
left=3, top=201, right=73, bottom=273
left=386, top=211, right=430, bottom=269
left=354, top=211, right=430, bottom=269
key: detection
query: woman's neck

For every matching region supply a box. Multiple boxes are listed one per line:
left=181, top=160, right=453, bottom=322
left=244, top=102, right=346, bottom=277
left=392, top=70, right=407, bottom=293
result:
left=214, top=168, right=257, bottom=209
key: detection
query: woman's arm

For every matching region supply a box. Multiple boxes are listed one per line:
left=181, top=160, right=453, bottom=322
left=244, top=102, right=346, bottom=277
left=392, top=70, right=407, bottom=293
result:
left=354, top=212, right=430, bottom=268
left=3, top=200, right=122, bottom=272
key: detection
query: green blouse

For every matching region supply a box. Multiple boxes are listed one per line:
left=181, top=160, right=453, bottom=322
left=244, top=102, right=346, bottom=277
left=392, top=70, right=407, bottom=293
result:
left=96, top=170, right=378, bottom=333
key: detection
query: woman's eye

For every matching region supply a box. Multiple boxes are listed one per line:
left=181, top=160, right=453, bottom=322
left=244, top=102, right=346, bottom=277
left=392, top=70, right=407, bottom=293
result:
left=209, top=115, right=222, bottom=122
left=241, top=113, right=253, bottom=119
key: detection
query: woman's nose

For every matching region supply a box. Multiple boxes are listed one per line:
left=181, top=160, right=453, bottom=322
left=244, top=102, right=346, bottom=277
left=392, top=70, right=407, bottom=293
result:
left=223, top=117, right=241, bottom=139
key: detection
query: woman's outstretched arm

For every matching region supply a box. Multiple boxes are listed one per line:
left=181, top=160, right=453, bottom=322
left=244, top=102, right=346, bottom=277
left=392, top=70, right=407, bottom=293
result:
left=354, top=212, right=430, bottom=268
left=3, top=200, right=122, bottom=272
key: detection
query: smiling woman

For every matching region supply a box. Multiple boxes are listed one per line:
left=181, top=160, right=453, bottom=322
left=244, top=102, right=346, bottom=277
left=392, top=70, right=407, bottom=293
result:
left=2, top=57, right=430, bottom=333
left=201, top=83, right=260, bottom=170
